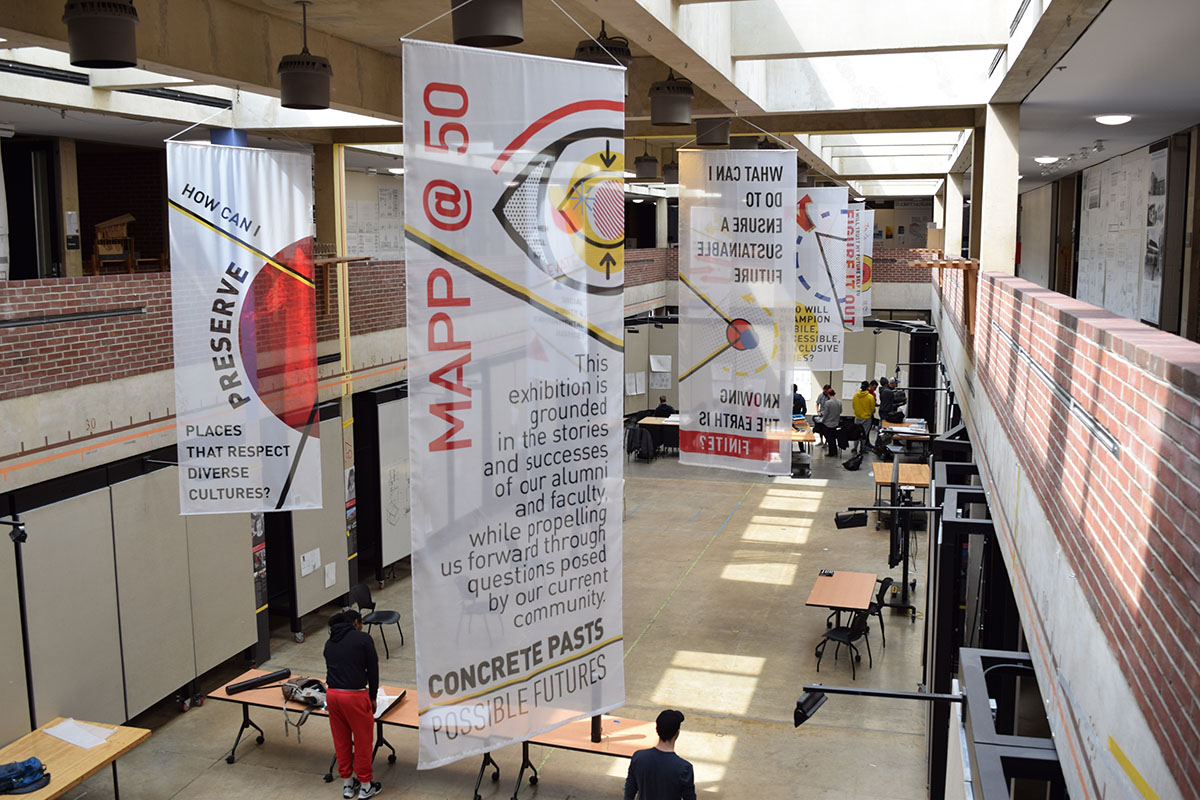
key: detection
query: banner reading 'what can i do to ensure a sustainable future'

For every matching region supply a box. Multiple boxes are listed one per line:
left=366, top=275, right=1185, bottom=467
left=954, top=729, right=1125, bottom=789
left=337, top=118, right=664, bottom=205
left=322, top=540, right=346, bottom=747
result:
left=168, top=141, right=321, bottom=514
left=678, top=149, right=796, bottom=475
left=403, top=40, right=625, bottom=769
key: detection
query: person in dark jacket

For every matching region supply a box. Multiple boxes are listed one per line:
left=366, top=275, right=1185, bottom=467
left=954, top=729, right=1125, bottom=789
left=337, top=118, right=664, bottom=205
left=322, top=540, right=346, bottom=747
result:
left=653, top=396, right=676, bottom=417
left=792, top=384, right=807, bottom=416
left=624, top=709, right=696, bottom=800
left=325, top=611, right=381, bottom=799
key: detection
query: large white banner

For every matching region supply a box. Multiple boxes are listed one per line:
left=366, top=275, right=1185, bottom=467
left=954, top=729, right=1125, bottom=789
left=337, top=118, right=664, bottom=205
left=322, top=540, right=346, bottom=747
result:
left=860, top=208, right=874, bottom=316
left=795, top=187, right=848, bottom=371
left=167, top=142, right=321, bottom=514
left=678, top=150, right=796, bottom=474
left=843, top=202, right=864, bottom=332
left=403, top=40, right=625, bottom=769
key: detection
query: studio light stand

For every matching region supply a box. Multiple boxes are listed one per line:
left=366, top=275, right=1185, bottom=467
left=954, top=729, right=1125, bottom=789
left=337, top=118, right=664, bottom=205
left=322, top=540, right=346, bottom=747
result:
left=838, top=500, right=942, bottom=621
left=2, top=514, right=36, bottom=730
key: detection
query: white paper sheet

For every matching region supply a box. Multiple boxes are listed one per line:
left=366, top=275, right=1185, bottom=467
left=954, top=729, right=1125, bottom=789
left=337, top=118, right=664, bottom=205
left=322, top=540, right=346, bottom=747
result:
left=649, top=354, right=672, bottom=372
left=625, top=373, right=638, bottom=396
left=843, top=363, right=867, bottom=382
left=375, top=688, right=405, bottom=719
left=300, top=547, right=321, bottom=577
left=45, top=718, right=116, bottom=749
left=875, top=362, right=887, bottom=383
left=634, top=371, right=646, bottom=395
left=649, top=372, right=671, bottom=390
left=324, top=562, right=337, bottom=588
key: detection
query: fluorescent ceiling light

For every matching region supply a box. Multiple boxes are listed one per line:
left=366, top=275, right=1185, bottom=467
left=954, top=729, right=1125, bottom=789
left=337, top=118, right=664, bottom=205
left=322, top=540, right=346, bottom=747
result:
left=1034, top=156, right=1059, bottom=164
left=1095, top=114, right=1131, bottom=126
left=387, top=167, right=404, bottom=175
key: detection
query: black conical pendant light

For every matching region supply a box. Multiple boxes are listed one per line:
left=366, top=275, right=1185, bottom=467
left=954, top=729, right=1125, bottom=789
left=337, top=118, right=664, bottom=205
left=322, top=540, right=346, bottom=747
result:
left=696, top=118, right=730, bottom=147
left=634, top=141, right=658, bottom=181
left=648, top=69, right=693, bottom=126
left=278, top=1, right=333, bottom=110
left=574, top=21, right=632, bottom=93
left=452, top=0, right=524, bottom=47
left=63, top=0, right=139, bottom=69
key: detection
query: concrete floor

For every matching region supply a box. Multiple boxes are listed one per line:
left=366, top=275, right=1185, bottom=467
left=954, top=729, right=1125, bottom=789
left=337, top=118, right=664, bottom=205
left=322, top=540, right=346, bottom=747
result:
left=69, top=445, right=932, bottom=799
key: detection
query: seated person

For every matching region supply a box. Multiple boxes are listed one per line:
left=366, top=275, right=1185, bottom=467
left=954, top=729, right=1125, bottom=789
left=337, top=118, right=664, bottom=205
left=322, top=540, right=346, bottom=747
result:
left=653, top=396, right=676, bottom=417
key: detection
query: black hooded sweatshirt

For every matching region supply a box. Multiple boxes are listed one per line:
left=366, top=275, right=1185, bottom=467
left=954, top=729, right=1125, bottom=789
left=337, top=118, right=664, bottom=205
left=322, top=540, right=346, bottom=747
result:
left=324, top=620, right=379, bottom=698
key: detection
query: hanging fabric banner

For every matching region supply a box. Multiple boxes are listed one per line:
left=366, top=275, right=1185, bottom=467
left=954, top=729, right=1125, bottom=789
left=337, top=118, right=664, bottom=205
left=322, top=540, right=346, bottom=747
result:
left=860, top=208, right=874, bottom=316
left=843, top=202, right=864, bottom=332
left=795, top=187, right=848, bottom=371
left=167, top=141, right=321, bottom=514
left=678, top=149, right=796, bottom=475
left=403, top=40, right=625, bottom=770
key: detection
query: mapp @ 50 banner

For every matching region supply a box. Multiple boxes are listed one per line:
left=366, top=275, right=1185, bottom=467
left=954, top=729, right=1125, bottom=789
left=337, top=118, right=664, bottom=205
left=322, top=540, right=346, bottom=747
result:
left=795, top=187, right=848, bottom=371
left=167, top=142, right=321, bottom=514
left=403, top=40, right=625, bottom=769
left=678, top=150, right=796, bottom=475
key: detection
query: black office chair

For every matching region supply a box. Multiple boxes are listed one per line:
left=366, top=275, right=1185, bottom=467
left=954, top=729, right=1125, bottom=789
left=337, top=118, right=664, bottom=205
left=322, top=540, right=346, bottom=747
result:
left=868, top=578, right=895, bottom=647
left=815, top=610, right=873, bottom=680
left=349, top=583, right=404, bottom=659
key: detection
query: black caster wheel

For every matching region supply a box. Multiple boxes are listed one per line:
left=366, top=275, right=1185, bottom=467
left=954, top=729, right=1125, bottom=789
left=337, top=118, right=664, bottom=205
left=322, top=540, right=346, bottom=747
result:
left=255, top=735, right=265, bottom=745
left=378, top=581, right=385, bottom=590
left=855, top=655, right=861, bottom=662
left=492, top=771, right=500, bottom=782
left=323, top=774, right=333, bottom=783
left=180, top=699, right=190, bottom=713
left=226, top=756, right=236, bottom=765
left=475, top=795, right=482, bottom=800
left=294, top=631, right=305, bottom=643
left=826, top=622, right=832, bottom=629
left=530, top=776, right=538, bottom=785
left=388, top=755, right=397, bottom=764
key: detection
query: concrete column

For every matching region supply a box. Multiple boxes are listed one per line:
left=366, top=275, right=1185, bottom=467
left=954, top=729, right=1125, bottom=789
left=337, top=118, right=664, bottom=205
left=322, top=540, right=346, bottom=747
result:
left=933, top=189, right=945, bottom=230
left=978, top=104, right=1020, bottom=273
left=655, top=198, right=668, bottom=248
left=57, top=138, right=83, bottom=276
left=969, top=129, right=984, bottom=259
left=944, top=173, right=965, bottom=259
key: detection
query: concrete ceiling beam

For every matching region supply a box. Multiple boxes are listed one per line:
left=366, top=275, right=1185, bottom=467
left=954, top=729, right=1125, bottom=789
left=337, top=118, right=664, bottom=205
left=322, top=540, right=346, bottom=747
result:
left=989, top=0, right=1110, bottom=103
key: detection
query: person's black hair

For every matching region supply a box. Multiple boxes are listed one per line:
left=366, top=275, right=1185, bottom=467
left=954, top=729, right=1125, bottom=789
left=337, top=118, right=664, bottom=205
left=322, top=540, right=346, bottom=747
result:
left=860, top=381, right=869, bottom=390
left=656, top=709, right=685, bottom=740
left=328, top=611, right=346, bottom=628
left=342, top=609, right=362, bottom=625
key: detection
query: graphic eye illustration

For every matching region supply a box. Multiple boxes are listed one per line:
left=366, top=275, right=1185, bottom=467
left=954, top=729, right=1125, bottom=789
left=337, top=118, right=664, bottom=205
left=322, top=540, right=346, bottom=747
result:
left=493, top=127, right=625, bottom=295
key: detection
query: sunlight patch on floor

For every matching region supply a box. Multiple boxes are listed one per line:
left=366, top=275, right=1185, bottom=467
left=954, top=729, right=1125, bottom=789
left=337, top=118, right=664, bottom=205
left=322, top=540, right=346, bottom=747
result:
left=650, top=668, right=759, bottom=715
left=606, top=729, right=738, bottom=789
left=671, top=650, right=765, bottom=676
left=720, top=561, right=797, bottom=585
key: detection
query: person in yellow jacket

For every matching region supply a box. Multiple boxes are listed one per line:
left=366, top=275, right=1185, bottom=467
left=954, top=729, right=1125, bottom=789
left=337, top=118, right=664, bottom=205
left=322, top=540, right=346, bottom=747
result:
left=851, top=381, right=876, bottom=454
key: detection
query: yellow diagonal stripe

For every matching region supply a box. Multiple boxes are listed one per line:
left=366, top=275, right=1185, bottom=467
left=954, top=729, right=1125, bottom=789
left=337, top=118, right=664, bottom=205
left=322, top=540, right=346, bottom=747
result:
left=1108, top=736, right=1161, bottom=800
left=169, top=202, right=315, bottom=288
left=406, top=224, right=623, bottom=350
left=417, top=635, right=624, bottom=715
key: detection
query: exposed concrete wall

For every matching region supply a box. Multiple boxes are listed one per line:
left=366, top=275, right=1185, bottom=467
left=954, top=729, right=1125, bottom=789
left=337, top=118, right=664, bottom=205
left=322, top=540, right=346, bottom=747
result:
left=1018, top=183, right=1054, bottom=288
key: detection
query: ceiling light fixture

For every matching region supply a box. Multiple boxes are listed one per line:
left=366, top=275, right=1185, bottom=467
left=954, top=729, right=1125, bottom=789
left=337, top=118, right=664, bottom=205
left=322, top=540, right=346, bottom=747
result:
left=648, top=69, right=693, bottom=126
left=634, top=141, right=659, bottom=181
left=662, top=154, right=679, bottom=185
left=574, top=20, right=631, bottom=94
left=278, top=1, right=333, bottom=110
left=1095, top=114, right=1131, bottom=126
left=452, top=0, right=524, bottom=47
left=696, top=117, right=730, bottom=147
left=63, top=0, right=139, bottom=69
left=388, top=167, right=404, bottom=175
left=1034, top=156, right=1059, bottom=165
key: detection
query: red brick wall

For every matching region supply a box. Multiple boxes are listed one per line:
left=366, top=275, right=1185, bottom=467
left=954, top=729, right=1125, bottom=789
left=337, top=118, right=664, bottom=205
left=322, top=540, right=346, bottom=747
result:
left=937, top=266, right=970, bottom=344
left=625, top=248, right=675, bottom=287
left=76, top=145, right=167, bottom=265
left=872, top=247, right=938, bottom=283
left=970, top=272, right=1200, bottom=797
left=0, top=275, right=172, bottom=400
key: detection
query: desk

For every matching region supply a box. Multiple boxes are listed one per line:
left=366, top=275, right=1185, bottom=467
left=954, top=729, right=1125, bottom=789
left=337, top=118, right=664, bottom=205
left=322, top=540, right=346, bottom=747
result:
left=636, top=416, right=678, bottom=426
left=805, top=571, right=877, bottom=613
left=209, top=669, right=415, bottom=769
left=872, top=462, right=931, bottom=506
left=0, top=718, right=150, bottom=799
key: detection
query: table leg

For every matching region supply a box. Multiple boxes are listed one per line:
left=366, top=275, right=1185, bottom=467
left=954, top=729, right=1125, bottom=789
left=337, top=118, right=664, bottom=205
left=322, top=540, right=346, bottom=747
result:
left=325, top=755, right=337, bottom=783
left=373, top=720, right=397, bottom=765
left=472, top=752, right=500, bottom=800
left=510, top=741, right=539, bottom=799
left=226, top=704, right=265, bottom=764
left=112, top=761, right=120, bottom=799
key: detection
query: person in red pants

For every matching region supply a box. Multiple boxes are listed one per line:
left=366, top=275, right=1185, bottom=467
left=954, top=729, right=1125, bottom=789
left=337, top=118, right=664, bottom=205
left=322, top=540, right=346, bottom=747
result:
left=324, top=610, right=381, bottom=798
